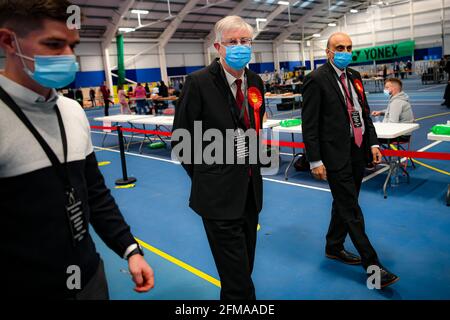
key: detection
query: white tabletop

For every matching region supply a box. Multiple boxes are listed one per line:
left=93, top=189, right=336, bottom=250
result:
left=263, top=119, right=281, bottom=129
left=129, top=116, right=174, bottom=126
left=94, top=114, right=152, bottom=122
left=373, top=122, right=420, bottom=139
left=428, top=132, right=450, bottom=142
left=272, top=124, right=303, bottom=134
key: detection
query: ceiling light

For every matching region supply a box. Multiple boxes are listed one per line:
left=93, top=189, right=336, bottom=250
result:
left=328, top=23, right=337, bottom=27
left=278, top=1, right=290, bottom=5
left=312, top=33, right=321, bottom=38
left=119, top=27, right=135, bottom=33
left=131, top=9, right=149, bottom=14
left=256, top=18, right=268, bottom=22
left=350, top=9, right=358, bottom=13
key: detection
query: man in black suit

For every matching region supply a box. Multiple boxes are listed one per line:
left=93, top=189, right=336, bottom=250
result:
left=301, top=32, right=399, bottom=288
left=172, top=16, right=265, bottom=300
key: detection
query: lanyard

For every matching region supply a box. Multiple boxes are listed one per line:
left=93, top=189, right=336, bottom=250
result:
left=333, top=70, right=355, bottom=109
left=0, top=86, right=70, bottom=188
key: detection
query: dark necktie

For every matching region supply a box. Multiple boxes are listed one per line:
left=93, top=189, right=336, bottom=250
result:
left=234, top=79, right=250, bottom=129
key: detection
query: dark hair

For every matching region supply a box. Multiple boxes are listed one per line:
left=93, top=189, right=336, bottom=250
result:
left=0, top=0, right=75, bottom=36
left=385, top=77, right=402, bottom=89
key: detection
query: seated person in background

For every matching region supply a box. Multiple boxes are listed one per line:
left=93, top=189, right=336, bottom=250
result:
left=371, top=78, right=415, bottom=143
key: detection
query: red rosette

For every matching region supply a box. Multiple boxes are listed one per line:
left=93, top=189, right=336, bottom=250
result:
left=353, top=79, right=365, bottom=102
left=247, top=87, right=263, bottom=133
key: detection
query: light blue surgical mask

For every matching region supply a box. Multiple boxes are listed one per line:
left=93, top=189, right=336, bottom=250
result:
left=14, top=36, right=79, bottom=89
left=330, top=50, right=353, bottom=69
left=224, top=45, right=252, bottom=71
left=383, top=89, right=391, bottom=97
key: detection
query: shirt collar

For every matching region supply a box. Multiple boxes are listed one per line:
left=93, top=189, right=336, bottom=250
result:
left=330, top=61, right=346, bottom=78
left=219, top=60, right=245, bottom=87
left=0, top=75, right=58, bottom=110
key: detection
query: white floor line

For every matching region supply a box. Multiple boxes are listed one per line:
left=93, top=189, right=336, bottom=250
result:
left=93, top=145, right=331, bottom=192
left=262, top=177, right=330, bottom=192
left=417, top=84, right=446, bottom=91
left=93, top=146, right=179, bottom=164
left=362, top=140, right=443, bottom=182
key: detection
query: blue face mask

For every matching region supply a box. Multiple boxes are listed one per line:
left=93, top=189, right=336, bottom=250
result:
left=224, top=45, right=252, bottom=71
left=383, top=89, right=391, bottom=97
left=330, top=50, right=353, bottom=69
left=14, top=37, right=79, bottom=89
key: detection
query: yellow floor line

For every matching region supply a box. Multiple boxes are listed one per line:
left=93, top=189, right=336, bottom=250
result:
left=389, top=144, right=450, bottom=176
left=135, top=238, right=221, bottom=288
left=415, top=111, right=450, bottom=121
left=411, top=159, right=450, bottom=176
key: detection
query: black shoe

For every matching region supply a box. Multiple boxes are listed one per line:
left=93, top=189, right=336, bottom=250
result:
left=326, top=249, right=362, bottom=265
left=379, top=268, right=400, bottom=288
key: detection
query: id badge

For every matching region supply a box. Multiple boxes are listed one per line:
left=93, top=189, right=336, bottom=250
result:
left=351, top=110, right=363, bottom=128
left=235, top=128, right=249, bottom=162
left=65, top=187, right=87, bottom=245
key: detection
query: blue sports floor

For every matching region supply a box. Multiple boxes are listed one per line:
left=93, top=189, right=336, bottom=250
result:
left=86, top=78, right=450, bottom=300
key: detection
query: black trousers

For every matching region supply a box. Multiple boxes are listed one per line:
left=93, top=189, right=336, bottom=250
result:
left=325, top=143, right=380, bottom=270
left=202, top=182, right=259, bottom=300
left=75, top=259, right=109, bottom=300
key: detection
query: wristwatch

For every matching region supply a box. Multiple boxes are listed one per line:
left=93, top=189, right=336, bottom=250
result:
left=126, top=243, right=144, bottom=260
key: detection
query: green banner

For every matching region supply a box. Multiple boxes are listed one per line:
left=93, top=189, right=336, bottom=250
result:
left=116, top=34, right=125, bottom=87
left=352, top=40, right=415, bottom=63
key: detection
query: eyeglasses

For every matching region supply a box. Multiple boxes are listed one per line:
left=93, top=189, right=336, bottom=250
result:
left=221, top=38, right=253, bottom=47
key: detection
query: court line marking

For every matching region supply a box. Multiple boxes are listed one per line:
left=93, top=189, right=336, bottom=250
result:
left=415, top=111, right=450, bottom=121
left=135, top=238, right=221, bottom=288
left=417, top=84, right=446, bottom=91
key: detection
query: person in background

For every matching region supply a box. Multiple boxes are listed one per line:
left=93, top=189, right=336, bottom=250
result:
left=89, top=87, right=96, bottom=108
left=382, top=64, right=387, bottom=80
left=393, top=61, right=400, bottom=78
left=0, top=0, right=154, bottom=299
left=371, top=78, right=415, bottom=143
left=75, top=87, right=83, bottom=107
left=406, top=60, right=412, bottom=76
left=399, top=61, right=406, bottom=79
left=134, top=82, right=147, bottom=115
left=118, top=84, right=131, bottom=114
left=100, top=81, right=111, bottom=116
left=442, top=57, right=450, bottom=108
left=158, top=80, right=169, bottom=98
left=144, top=82, right=151, bottom=98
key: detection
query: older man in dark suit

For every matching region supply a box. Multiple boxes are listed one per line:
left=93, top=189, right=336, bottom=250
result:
left=302, top=32, right=399, bottom=289
left=172, top=15, right=266, bottom=300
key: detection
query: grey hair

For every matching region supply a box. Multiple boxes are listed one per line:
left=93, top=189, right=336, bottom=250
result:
left=214, top=15, right=254, bottom=43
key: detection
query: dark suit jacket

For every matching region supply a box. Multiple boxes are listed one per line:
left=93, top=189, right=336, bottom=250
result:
left=172, top=59, right=266, bottom=220
left=301, top=61, right=379, bottom=171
